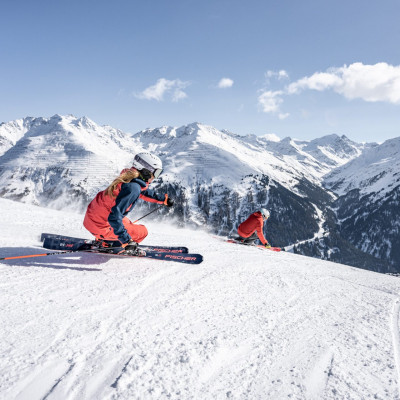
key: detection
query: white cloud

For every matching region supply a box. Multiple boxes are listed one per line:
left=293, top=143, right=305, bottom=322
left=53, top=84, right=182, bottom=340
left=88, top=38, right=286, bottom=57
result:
left=266, top=70, right=289, bottom=80
left=258, top=62, right=400, bottom=119
left=287, top=62, right=400, bottom=104
left=278, top=70, right=289, bottom=79
left=172, top=89, right=188, bottom=102
left=287, top=72, right=342, bottom=94
left=136, top=78, right=190, bottom=102
left=278, top=113, right=290, bottom=120
left=218, top=78, right=234, bottom=88
left=259, top=71, right=290, bottom=117
left=258, top=90, right=286, bottom=114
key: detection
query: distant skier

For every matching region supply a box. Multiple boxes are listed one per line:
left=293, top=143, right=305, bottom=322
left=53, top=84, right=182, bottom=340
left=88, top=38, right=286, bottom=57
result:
left=83, top=152, right=174, bottom=251
left=236, top=209, right=271, bottom=248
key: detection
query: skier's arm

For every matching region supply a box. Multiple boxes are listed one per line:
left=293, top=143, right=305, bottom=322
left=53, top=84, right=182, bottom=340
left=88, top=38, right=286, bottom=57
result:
left=108, top=183, right=141, bottom=244
left=140, top=188, right=168, bottom=205
left=256, top=220, right=268, bottom=245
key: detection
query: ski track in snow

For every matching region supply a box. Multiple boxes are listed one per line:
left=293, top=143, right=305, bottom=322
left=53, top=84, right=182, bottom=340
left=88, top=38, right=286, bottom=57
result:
left=1, top=198, right=400, bottom=399
left=392, top=299, right=400, bottom=395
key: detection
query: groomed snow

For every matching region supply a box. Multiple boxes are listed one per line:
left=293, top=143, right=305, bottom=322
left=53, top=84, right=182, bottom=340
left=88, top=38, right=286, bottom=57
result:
left=1, top=198, right=400, bottom=399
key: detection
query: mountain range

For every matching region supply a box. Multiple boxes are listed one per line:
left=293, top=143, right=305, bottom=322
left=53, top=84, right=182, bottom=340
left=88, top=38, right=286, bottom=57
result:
left=0, top=114, right=398, bottom=273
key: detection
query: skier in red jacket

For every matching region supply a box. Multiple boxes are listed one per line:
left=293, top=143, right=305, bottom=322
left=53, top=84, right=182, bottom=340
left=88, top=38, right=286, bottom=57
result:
left=83, top=152, right=173, bottom=252
left=236, top=209, right=271, bottom=248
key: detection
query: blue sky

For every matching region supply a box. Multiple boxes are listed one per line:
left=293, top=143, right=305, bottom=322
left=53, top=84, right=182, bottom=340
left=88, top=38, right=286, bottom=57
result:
left=1, top=0, right=399, bottom=142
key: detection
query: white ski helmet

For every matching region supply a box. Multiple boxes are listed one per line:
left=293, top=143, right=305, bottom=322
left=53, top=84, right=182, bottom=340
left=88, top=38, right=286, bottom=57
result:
left=261, top=208, right=270, bottom=219
left=132, top=152, right=163, bottom=179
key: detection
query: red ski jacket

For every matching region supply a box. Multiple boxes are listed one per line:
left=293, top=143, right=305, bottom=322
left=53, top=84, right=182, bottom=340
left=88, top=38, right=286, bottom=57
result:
left=83, top=174, right=165, bottom=244
left=237, top=211, right=268, bottom=245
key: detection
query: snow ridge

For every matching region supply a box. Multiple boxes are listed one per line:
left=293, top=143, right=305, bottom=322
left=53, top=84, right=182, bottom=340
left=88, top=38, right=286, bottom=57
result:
left=0, top=115, right=374, bottom=206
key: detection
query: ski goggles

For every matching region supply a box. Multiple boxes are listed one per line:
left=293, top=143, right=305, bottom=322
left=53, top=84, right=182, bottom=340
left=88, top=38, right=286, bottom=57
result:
left=152, top=168, right=163, bottom=179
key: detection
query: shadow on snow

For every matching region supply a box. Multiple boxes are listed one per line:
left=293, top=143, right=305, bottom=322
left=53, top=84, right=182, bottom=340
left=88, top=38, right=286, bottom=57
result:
left=0, top=247, right=108, bottom=271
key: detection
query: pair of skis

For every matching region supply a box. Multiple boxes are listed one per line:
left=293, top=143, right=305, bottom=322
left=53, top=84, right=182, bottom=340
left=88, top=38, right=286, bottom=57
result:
left=0, top=233, right=203, bottom=265
left=40, top=233, right=203, bottom=264
left=226, top=238, right=283, bottom=252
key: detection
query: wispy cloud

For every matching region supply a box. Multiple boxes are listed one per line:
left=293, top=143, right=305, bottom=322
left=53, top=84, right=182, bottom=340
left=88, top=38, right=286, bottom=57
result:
left=218, top=78, right=234, bottom=88
left=288, top=62, right=400, bottom=103
left=266, top=70, right=289, bottom=80
left=135, top=78, right=191, bottom=102
left=278, top=112, right=289, bottom=120
left=257, top=70, right=290, bottom=117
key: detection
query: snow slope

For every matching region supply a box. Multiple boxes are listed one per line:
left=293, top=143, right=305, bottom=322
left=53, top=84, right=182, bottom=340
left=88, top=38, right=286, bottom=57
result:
left=1, top=198, right=400, bottom=400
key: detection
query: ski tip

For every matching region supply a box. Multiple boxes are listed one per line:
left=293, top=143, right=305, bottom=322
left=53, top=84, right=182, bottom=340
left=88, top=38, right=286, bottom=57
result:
left=268, top=247, right=282, bottom=252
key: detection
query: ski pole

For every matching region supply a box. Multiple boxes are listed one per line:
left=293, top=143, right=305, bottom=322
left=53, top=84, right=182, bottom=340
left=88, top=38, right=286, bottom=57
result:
left=133, top=204, right=164, bottom=224
left=0, top=250, right=76, bottom=261
left=0, top=245, right=127, bottom=261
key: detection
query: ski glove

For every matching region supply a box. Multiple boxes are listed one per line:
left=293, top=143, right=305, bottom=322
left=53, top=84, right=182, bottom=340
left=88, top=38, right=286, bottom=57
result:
left=265, top=243, right=271, bottom=249
left=166, top=198, right=174, bottom=207
left=163, top=194, right=174, bottom=207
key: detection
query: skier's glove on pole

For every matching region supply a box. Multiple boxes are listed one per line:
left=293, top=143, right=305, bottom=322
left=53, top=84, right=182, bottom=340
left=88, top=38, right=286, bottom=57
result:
left=167, top=198, right=174, bottom=207
left=163, top=194, right=174, bottom=207
left=265, top=243, right=271, bottom=249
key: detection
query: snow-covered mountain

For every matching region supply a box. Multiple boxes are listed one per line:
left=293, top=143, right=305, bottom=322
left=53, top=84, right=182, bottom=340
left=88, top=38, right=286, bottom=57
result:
left=0, top=117, right=34, bottom=155
left=1, top=198, right=400, bottom=400
left=323, top=138, right=400, bottom=269
left=0, top=114, right=398, bottom=273
left=0, top=115, right=137, bottom=208
left=0, top=115, right=365, bottom=201
left=324, top=136, right=400, bottom=198
left=137, top=123, right=367, bottom=188
left=254, top=133, right=371, bottom=180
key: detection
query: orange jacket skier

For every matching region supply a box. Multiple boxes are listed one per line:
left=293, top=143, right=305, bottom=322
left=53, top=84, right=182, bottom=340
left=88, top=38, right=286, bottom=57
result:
left=83, top=152, right=173, bottom=249
left=237, top=209, right=271, bottom=248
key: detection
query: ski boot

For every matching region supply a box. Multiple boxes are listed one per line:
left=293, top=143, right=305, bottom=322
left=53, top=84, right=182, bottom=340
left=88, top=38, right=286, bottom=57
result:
left=119, top=241, right=146, bottom=257
left=92, top=239, right=118, bottom=252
